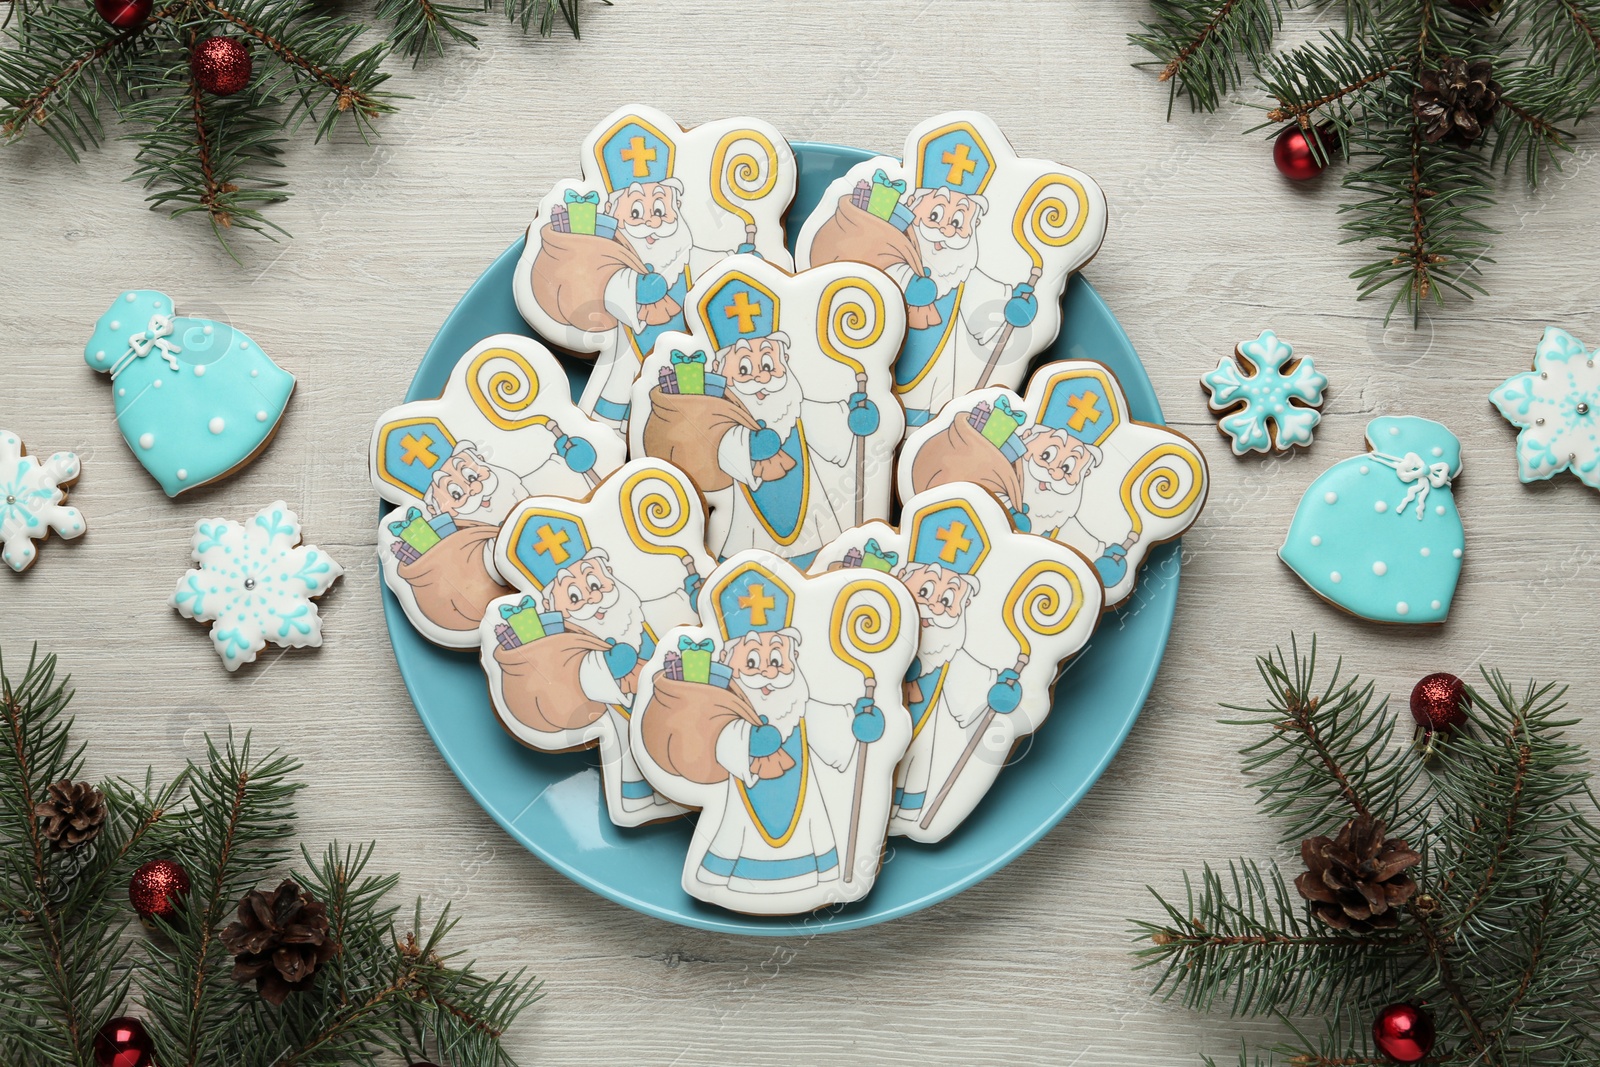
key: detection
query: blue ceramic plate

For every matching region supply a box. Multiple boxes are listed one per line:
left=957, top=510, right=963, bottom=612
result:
left=382, top=143, right=1178, bottom=935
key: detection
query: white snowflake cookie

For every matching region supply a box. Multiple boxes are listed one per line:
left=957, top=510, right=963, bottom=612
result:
left=1201, top=330, right=1327, bottom=456
left=1, top=430, right=86, bottom=573
left=1490, top=326, right=1600, bottom=489
left=171, top=501, right=343, bottom=671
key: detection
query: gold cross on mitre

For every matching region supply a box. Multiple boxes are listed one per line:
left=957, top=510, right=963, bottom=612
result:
left=399, top=432, right=437, bottom=467
left=942, top=142, right=978, bottom=184
left=621, top=136, right=656, bottom=178
left=935, top=521, right=971, bottom=563
left=532, top=523, right=572, bottom=565
left=725, top=291, right=762, bottom=334
left=739, top=582, right=776, bottom=626
left=1066, top=391, right=1102, bottom=432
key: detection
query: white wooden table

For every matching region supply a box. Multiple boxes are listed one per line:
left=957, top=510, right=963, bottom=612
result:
left=5, top=2, right=1600, bottom=1061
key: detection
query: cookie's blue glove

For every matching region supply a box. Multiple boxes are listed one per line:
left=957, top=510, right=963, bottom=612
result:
left=1009, top=503, right=1031, bottom=534
left=851, top=697, right=885, bottom=743
left=987, top=668, right=1023, bottom=714
left=637, top=269, right=669, bottom=306
left=684, top=572, right=703, bottom=609
left=1095, top=544, right=1129, bottom=588
left=736, top=242, right=761, bottom=257
left=1004, top=283, right=1038, bottom=328
left=905, top=269, right=937, bottom=308
left=750, top=424, right=783, bottom=462
left=903, top=656, right=924, bottom=684
left=603, top=640, right=638, bottom=679
left=556, top=435, right=597, bottom=474
left=846, top=392, right=880, bottom=436
left=750, top=717, right=782, bottom=759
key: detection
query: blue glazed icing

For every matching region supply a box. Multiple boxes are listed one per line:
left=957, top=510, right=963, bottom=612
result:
left=84, top=290, right=295, bottom=497
left=1279, top=416, right=1464, bottom=625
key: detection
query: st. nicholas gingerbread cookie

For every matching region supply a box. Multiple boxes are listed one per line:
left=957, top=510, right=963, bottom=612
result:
left=0, top=431, right=86, bottom=573
left=810, top=482, right=1103, bottom=843
left=513, top=104, right=797, bottom=428
left=479, top=459, right=716, bottom=828
left=370, top=335, right=626, bottom=647
left=630, top=550, right=917, bottom=915
left=628, top=254, right=906, bottom=571
left=84, top=290, right=295, bottom=497
left=795, top=110, right=1107, bottom=435
left=896, top=359, right=1208, bottom=609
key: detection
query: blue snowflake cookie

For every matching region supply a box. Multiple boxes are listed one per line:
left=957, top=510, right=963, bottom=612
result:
left=1202, top=330, right=1328, bottom=456
left=1489, top=326, right=1600, bottom=490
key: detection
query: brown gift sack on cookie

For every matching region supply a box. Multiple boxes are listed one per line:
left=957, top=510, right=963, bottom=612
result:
left=640, top=388, right=795, bottom=493
left=909, top=414, right=1026, bottom=510
left=641, top=674, right=795, bottom=785
left=397, top=522, right=505, bottom=633
left=494, top=628, right=613, bottom=734
left=806, top=195, right=940, bottom=331
left=528, top=224, right=682, bottom=333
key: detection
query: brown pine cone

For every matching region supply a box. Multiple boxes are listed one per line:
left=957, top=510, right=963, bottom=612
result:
left=33, top=779, right=107, bottom=851
left=1412, top=58, right=1501, bottom=144
left=220, top=879, right=338, bottom=1005
left=1295, top=814, right=1420, bottom=932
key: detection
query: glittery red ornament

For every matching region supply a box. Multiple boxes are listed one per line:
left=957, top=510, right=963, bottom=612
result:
left=1273, top=123, right=1337, bottom=181
left=94, top=0, right=152, bottom=28
left=1410, top=672, right=1467, bottom=732
left=1373, top=1002, right=1435, bottom=1063
left=191, top=36, right=253, bottom=97
left=129, top=858, right=190, bottom=922
left=94, top=1016, right=155, bottom=1067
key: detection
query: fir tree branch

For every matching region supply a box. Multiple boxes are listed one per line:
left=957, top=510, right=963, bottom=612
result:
left=1130, top=0, right=1285, bottom=115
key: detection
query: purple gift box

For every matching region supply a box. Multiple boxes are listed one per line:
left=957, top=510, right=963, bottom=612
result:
left=658, top=366, right=679, bottom=394
left=851, top=179, right=873, bottom=212
left=495, top=622, right=520, bottom=651
left=664, top=649, right=684, bottom=680
left=843, top=546, right=864, bottom=568
left=391, top=541, right=421, bottom=565
left=968, top=401, right=992, bottom=432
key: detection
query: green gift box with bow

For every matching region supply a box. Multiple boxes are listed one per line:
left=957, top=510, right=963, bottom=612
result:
left=502, top=596, right=550, bottom=643
left=564, top=189, right=601, bottom=235
left=671, top=350, right=708, bottom=396
left=862, top=538, right=898, bottom=572
left=389, top=507, right=441, bottom=554
left=869, top=169, right=907, bottom=222
left=982, top=396, right=1026, bottom=448
left=678, top=635, right=715, bottom=684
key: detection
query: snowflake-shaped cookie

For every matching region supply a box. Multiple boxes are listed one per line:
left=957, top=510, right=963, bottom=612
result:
left=171, top=501, right=343, bottom=671
left=1490, top=326, right=1600, bottom=489
left=1201, top=330, right=1328, bottom=455
left=1, top=430, right=86, bottom=573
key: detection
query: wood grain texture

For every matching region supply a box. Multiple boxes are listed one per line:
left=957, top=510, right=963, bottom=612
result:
left=4, top=1, right=1600, bottom=1061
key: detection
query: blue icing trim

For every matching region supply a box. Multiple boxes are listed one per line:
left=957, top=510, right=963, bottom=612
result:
left=1489, top=326, right=1600, bottom=489
left=85, top=290, right=295, bottom=497
left=1279, top=416, right=1464, bottom=625
left=1201, top=330, right=1328, bottom=455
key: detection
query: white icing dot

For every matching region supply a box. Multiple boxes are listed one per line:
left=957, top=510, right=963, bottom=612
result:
left=117, top=387, right=125, bottom=397
left=176, top=469, right=188, bottom=481
left=1324, top=491, right=1338, bottom=504
left=1453, top=548, right=1462, bottom=558
left=1397, top=602, right=1409, bottom=615
left=1373, top=561, right=1388, bottom=576
left=240, top=341, right=250, bottom=350
left=1375, top=500, right=1388, bottom=514
left=209, top=417, right=225, bottom=435
left=1311, top=535, right=1322, bottom=546
left=1421, top=547, right=1430, bottom=557
left=256, top=410, right=268, bottom=422
left=194, top=365, right=206, bottom=377
left=250, top=368, right=259, bottom=377
left=124, top=292, right=136, bottom=302
left=203, top=325, right=213, bottom=335
left=1432, top=600, right=1441, bottom=610
left=1330, top=571, right=1342, bottom=583
left=1389, top=426, right=1400, bottom=436
left=152, top=378, right=162, bottom=389
left=1432, top=446, right=1443, bottom=457
left=94, top=351, right=106, bottom=363
left=138, top=433, right=154, bottom=450
left=1435, top=504, right=1445, bottom=515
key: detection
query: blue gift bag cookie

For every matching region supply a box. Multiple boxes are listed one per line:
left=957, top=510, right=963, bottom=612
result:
left=1280, top=416, right=1464, bottom=625
left=84, top=291, right=295, bottom=497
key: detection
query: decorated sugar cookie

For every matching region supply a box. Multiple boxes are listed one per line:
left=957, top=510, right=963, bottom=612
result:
left=1280, top=416, right=1463, bottom=625
left=1202, top=329, right=1327, bottom=455
left=795, top=110, right=1107, bottom=434
left=896, top=360, right=1208, bottom=609
left=480, top=459, right=716, bottom=827
left=171, top=501, right=343, bottom=671
left=630, top=551, right=916, bottom=915
left=1, top=431, right=85, bottom=573
left=84, top=290, right=295, bottom=497
left=370, top=335, right=626, bottom=647
left=513, top=104, right=797, bottom=428
left=810, top=483, right=1102, bottom=843
left=1490, top=326, right=1600, bottom=489
left=628, top=255, right=906, bottom=570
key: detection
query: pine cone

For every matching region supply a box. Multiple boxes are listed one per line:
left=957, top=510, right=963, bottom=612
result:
left=220, top=879, right=337, bottom=1005
left=1412, top=58, right=1501, bottom=144
left=1296, top=814, right=1421, bottom=932
left=33, top=779, right=107, bottom=851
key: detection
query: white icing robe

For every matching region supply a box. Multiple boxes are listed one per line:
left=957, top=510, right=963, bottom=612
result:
left=884, top=262, right=1020, bottom=425
left=1019, top=484, right=1109, bottom=559
left=712, top=399, right=856, bottom=562
left=702, top=693, right=859, bottom=893
left=891, top=646, right=1000, bottom=828
left=593, top=246, right=729, bottom=422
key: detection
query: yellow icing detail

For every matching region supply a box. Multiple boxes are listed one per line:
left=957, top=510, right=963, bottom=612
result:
left=816, top=277, right=887, bottom=378
left=1119, top=444, right=1205, bottom=539
left=829, top=577, right=901, bottom=685
left=620, top=466, right=693, bottom=562
left=1002, top=560, right=1084, bottom=658
left=466, top=347, right=549, bottom=431
left=711, top=128, right=780, bottom=230
left=1011, top=172, right=1091, bottom=271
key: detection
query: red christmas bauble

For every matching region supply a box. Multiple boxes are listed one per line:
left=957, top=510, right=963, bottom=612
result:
left=192, top=36, right=253, bottom=97
left=1373, top=1002, right=1435, bottom=1063
left=94, top=0, right=152, bottom=28
left=130, top=858, right=190, bottom=921
left=1411, top=672, right=1467, bottom=732
left=94, top=1016, right=155, bottom=1067
left=1273, top=123, right=1336, bottom=181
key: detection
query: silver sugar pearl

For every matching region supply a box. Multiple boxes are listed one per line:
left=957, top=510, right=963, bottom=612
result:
left=243, top=577, right=256, bottom=590
left=4, top=495, right=12, bottom=505
left=1536, top=418, right=1545, bottom=425
left=1541, top=372, right=1549, bottom=379
left=1579, top=402, right=1591, bottom=415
